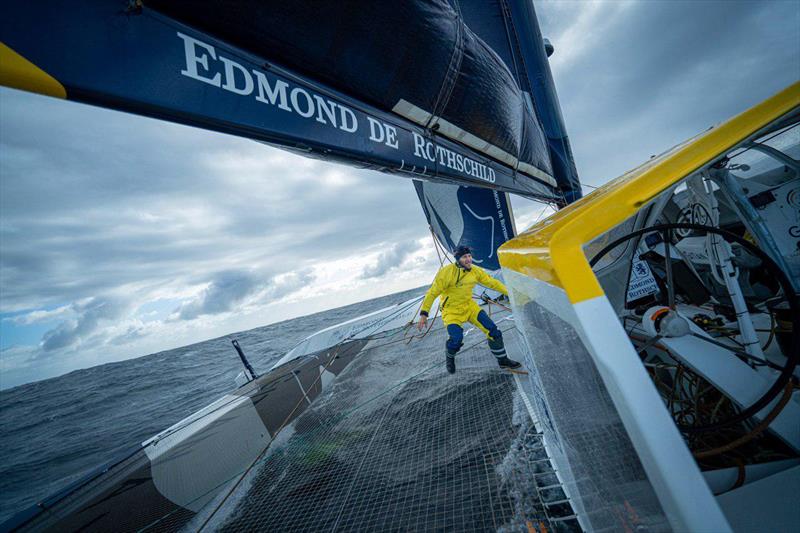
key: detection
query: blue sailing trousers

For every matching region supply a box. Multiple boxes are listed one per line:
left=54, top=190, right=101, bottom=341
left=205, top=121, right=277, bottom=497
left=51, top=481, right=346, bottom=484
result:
left=446, top=310, right=505, bottom=357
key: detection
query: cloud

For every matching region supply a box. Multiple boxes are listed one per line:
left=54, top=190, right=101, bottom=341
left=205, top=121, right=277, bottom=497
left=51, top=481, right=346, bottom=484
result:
left=360, top=241, right=421, bottom=279
left=5, top=304, right=72, bottom=325
left=538, top=0, right=633, bottom=73
left=40, top=296, right=128, bottom=352
left=261, top=269, right=316, bottom=301
left=0, top=345, right=39, bottom=375
left=109, top=320, right=151, bottom=346
left=175, top=270, right=262, bottom=320
left=0, top=91, right=428, bottom=314
left=537, top=0, right=800, bottom=187
left=173, top=267, right=316, bottom=320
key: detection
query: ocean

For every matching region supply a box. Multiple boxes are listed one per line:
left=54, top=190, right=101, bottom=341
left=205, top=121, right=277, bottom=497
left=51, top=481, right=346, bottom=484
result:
left=0, top=287, right=425, bottom=525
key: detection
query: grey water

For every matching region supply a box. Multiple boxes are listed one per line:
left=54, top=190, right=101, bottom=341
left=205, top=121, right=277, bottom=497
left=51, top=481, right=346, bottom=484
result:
left=0, top=287, right=425, bottom=525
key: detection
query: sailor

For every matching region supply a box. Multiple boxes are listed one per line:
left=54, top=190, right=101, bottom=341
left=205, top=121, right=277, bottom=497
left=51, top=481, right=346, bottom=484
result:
left=417, top=245, right=522, bottom=374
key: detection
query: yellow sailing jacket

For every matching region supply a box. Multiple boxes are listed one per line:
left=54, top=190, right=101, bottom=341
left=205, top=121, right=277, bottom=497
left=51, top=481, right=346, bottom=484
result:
left=421, top=263, right=508, bottom=325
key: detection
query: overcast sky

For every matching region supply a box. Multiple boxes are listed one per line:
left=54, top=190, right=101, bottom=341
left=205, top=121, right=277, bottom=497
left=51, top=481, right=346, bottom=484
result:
left=1, top=0, right=798, bottom=389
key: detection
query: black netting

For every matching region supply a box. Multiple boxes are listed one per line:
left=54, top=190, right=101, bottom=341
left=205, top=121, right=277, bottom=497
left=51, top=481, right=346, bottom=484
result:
left=195, top=310, right=579, bottom=532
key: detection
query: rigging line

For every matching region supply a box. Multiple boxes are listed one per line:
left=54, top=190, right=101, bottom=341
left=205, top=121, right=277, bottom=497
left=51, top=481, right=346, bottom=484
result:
left=349, top=313, right=448, bottom=357
left=725, top=124, right=794, bottom=160
left=404, top=305, right=440, bottom=344
left=145, top=327, right=411, bottom=447
left=68, top=321, right=434, bottom=532
left=486, top=296, right=512, bottom=313
left=143, top=386, right=265, bottom=448
left=195, top=341, right=364, bottom=532
left=689, top=332, right=784, bottom=371
left=160, top=304, right=515, bottom=530
left=636, top=335, right=664, bottom=357
left=281, top=297, right=423, bottom=357
left=429, top=225, right=453, bottom=265
left=370, top=309, right=446, bottom=353
left=400, top=289, right=438, bottom=344
left=532, top=204, right=552, bottom=225
left=430, top=225, right=445, bottom=265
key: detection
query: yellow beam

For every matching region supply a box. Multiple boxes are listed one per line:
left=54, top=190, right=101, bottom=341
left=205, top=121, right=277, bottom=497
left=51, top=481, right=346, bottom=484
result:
left=499, top=82, right=800, bottom=303
left=0, top=42, right=66, bottom=99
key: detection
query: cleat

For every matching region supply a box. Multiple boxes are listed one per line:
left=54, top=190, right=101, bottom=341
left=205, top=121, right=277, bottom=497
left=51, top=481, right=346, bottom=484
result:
left=497, top=356, right=521, bottom=369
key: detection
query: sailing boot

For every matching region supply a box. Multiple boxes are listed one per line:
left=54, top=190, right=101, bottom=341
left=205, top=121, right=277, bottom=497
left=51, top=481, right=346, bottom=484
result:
left=496, top=356, right=522, bottom=369
left=446, top=352, right=456, bottom=374
left=489, top=336, right=522, bottom=369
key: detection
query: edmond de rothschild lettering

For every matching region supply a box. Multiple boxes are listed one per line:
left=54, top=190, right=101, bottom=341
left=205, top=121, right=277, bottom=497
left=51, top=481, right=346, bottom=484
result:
left=177, top=32, right=496, bottom=185
left=178, top=32, right=359, bottom=133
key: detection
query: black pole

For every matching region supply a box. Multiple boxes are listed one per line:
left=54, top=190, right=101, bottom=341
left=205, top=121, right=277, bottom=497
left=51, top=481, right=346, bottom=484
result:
left=231, top=339, right=259, bottom=380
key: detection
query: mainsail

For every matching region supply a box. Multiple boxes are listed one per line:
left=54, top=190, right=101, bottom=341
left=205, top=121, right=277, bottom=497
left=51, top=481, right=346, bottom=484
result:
left=0, top=0, right=580, bottom=204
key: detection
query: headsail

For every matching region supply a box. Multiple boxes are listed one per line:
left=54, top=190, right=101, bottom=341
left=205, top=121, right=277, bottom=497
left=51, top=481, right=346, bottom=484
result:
left=414, top=180, right=516, bottom=272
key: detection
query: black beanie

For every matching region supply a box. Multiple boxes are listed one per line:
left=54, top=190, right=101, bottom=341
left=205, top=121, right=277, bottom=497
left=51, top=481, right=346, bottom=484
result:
left=453, top=245, right=472, bottom=261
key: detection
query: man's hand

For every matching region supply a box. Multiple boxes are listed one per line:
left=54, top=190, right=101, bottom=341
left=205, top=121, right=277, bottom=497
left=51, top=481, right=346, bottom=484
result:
left=417, top=315, right=428, bottom=331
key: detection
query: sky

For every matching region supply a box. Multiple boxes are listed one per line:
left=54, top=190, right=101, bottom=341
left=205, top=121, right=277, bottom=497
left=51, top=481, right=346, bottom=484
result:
left=1, top=0, right=798, bottom=389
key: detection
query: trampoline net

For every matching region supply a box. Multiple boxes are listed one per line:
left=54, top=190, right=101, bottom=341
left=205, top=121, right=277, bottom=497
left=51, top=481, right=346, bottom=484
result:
left=195, top=308, right=580, bottom=532
left=502, top=269, right=672, bottom=533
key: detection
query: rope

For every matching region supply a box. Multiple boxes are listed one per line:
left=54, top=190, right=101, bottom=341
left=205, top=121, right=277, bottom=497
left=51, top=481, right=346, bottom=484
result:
left=486, top=296, right=511, bottom=313
left=429, top=225, right=452, bottom=266
left=403, top=305, right=440, bottom=344
left=194, top=342, right=359, bottom=531
left=762, top=312, right=776, bottom=351
left=693, top=381, right=794, bottom=459
left=474, top=294, right=512, bottom=314
left=401, top=227, right=450, bottom=344
left=160, top=226, right=519, bottom=530
left=530, top=204, right=554, bottom=227
left=402, top=283, right=444, bottom=344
